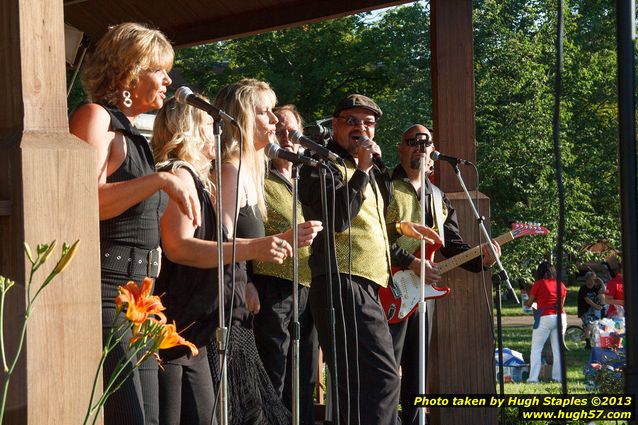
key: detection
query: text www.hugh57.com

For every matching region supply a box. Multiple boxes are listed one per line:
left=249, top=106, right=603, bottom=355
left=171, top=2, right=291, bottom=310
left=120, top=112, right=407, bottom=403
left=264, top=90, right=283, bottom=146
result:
left=520, top=409, right=632, bottom=421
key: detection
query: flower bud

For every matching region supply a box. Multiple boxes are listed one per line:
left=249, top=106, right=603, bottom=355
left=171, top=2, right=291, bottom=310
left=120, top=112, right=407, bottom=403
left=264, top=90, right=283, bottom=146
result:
left=53, top=240, right=80, bottom=274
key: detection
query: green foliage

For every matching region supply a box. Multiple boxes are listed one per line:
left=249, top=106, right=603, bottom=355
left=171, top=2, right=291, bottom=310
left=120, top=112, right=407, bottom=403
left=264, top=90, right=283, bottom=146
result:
left=175, top=3, right=432, bottom=166
left=473, top=0, right=621, bottom=280
left=173, top=0, right=623, bottom=283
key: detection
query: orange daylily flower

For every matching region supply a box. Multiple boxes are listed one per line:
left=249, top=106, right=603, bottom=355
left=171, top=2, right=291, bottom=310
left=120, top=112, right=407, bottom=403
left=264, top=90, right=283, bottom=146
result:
left=157, top=322, right=198, bottom=357
left=115, top=277, right=167, bottom=326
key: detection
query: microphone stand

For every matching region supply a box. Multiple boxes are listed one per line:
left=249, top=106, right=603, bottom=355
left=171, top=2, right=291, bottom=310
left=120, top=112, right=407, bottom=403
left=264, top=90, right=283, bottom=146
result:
left=418, top=143, right=427, bottom=425
left=444, top=161, right=517, bottom=400
left=213, top=117, right=229, bottom=425
left=291, top=164, right=301, bottom=425
left=319, top=163, right=340, bottom=425
left=493, top=274, right=506, bottom=398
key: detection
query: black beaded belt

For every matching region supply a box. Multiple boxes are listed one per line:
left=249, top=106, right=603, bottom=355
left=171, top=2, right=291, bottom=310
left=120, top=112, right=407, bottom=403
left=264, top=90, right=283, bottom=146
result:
left=101, top=244, right=162, bottom=278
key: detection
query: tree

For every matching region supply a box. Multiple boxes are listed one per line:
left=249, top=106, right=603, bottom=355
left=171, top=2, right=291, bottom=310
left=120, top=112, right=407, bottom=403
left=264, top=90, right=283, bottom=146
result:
left=473, top=0, right=621, bottom=280
left=173, top=0, right=623, bottom=281
left=175, top=3, right=431, bottom=165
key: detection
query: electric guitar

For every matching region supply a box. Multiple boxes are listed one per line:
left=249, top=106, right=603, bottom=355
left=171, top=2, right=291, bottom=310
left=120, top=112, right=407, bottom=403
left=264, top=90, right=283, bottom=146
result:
left=380, top=222, right=549, bottom=324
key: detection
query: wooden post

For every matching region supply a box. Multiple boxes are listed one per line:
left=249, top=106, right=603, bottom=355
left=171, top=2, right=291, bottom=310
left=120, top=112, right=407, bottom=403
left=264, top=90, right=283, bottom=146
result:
left=0, top=0, right=102, bottom=424
left=427, top=194, right=497, bottom=424
left=430, top=1, right=497, bottom=424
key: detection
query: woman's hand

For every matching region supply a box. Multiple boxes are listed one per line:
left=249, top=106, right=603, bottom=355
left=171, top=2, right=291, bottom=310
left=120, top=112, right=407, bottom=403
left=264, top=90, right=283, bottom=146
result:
left=399, top=221, right=443, bottom=245
left=280, top=220, right=323, bottom=248
left=249, top=236, right=293, bottom=263
left=160, top=171, right=201, bottom=227
left=246, top=282, right=260, bottom=315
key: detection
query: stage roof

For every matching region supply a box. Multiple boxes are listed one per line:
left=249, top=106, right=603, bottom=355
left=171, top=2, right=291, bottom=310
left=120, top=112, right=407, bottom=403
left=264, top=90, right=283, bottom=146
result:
left=63, top=0, right=412, bottom=48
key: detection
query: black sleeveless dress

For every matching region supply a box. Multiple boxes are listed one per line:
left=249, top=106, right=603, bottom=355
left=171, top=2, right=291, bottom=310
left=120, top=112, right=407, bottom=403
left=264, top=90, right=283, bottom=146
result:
left=155, top=164, right=247, bottom=357
left=97, top=103, right=167, bottom=425
left=155, top=163, right=240, bottom=425
left=208, top=203, right=291, bottom=425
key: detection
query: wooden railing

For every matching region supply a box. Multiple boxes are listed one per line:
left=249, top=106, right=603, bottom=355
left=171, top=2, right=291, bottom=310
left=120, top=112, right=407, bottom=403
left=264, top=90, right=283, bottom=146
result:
left=0, top=200, right=11, bottom=216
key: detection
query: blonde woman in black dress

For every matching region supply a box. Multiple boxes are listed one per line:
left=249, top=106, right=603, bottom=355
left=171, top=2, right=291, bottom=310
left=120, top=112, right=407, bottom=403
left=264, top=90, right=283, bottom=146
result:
left=212, top=78, right=322, bottom=424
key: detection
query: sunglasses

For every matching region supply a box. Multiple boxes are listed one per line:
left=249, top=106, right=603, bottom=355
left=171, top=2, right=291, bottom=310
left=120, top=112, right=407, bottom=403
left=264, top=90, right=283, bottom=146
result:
left=337, top=116, right=377, bottom=128
left=404, top=139, right=433, bottom=147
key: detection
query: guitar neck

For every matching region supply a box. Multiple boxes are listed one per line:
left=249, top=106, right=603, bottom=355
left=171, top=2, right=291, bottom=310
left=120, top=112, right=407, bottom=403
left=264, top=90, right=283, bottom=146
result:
left=437, top=232, right=514, bottom=275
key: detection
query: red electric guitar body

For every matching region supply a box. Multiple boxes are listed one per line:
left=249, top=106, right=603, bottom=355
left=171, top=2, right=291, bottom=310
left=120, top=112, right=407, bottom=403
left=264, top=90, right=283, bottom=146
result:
left=380, top=222, right=549, bottom=324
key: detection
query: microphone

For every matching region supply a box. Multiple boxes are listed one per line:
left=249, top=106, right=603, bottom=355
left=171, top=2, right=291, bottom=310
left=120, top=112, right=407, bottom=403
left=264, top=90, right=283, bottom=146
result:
left=290, top=130, right=341, bottom=163
left=357, top=135, right=386, bottom=170
left=303, top=123, right=332, bottom=142
left=430, top=151, right=473, bottom=166
left=264, top=143, right=322, bottom=168
left=174, top=86, right=237, bottom=125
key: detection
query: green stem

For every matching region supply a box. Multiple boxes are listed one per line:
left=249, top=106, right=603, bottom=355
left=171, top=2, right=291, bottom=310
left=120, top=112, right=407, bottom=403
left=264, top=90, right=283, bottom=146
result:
left=26, top=265, right=35, bottom=304
left=88, top=342, right=149, bottom=425
left=7, top=303, right=34, bottom=377
left=1, top=288, right=9, bottom=372
left=82, top=314, right=129, bottom=425
left=0, top=373, right=10, bottom=425
left=30, top=272, right=57, bottom=304
left=0, top=295, right=34, bottom=423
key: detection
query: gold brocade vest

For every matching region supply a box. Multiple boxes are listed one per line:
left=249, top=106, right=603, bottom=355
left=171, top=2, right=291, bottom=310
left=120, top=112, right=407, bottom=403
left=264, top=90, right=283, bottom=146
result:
left=252, top=172, right=312, bottom=286
left=334, top=160, right=391, bottom=288
left=385, top=179, right=448, bottom=253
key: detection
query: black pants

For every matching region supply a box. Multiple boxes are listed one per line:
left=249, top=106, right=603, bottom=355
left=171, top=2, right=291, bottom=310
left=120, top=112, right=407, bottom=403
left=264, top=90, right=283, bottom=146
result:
left=102, top=270, right=159, bottom=425
left=310, top=274, right=400, bottom=425
left=389, top=308, right=430, bottom=425
left=158, top=345, right=216, bottom=425
left=253, top=276, right=318, bottom=425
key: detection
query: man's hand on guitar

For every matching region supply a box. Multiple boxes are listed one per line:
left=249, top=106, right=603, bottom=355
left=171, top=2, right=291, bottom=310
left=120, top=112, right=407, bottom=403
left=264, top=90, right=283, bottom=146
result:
left=408, top=258, right=442, bottom=283
left=398, top=221, right=443, bottom=245
left=482, top=239, right=501, bottom=266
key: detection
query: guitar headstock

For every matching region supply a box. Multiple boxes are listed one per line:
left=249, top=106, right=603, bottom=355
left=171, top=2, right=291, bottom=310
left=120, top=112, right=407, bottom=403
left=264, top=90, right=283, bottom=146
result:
left=510, top=222, right=549, bottom=239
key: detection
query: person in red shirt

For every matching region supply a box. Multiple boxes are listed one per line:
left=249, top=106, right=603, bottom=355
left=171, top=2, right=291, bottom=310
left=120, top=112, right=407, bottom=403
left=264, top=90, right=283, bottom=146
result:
left=604, top=261, right=624, bottom=318
left=524, top=261, right=567, bottom=382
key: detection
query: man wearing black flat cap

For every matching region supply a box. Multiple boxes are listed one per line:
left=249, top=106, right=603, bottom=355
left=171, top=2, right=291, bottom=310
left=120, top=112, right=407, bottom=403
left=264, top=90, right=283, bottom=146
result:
left=299, top=94, right=441, bottom=425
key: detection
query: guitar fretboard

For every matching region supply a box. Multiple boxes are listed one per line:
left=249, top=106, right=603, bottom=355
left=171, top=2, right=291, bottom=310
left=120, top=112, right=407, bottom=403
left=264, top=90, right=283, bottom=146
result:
left=437, top=232, right=514, bottom=275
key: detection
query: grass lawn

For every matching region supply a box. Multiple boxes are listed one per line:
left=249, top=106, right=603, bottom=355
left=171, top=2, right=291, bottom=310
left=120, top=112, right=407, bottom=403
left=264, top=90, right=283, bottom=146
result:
left=500, top=325, right=590, bottom=391
left=498, top=326, right=628, bottom=424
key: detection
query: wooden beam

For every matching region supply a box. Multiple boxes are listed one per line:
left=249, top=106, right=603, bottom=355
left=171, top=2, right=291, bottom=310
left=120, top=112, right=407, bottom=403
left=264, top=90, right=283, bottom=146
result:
left=429, top=1, right=496, bottom=424
left=167, top=0, right=413, bottom=47
left=431, top=0, right=477, bottom=192
left=0, top=0, right=102, bottom=423
left=63, top=0, right=412, bottom=48
left=0, top=201, right=12, bottom=216
left=427, top=193, right=497, bottom=425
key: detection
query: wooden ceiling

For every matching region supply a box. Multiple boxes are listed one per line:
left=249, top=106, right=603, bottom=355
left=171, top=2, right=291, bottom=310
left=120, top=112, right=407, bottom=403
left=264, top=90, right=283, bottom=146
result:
left=63, top=0, right=412, bottom=48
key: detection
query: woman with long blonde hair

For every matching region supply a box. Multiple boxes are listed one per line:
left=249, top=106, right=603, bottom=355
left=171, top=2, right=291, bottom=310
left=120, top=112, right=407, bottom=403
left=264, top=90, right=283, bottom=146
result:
left=151, top=97, right=295, bottom=425
left=212, top=79, right=321, bottom=424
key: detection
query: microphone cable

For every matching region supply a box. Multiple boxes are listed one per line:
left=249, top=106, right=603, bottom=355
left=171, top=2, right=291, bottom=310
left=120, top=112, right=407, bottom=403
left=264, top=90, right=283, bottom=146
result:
left=327, top=163, right=352, bottom=425
left=467, top=162, right=501, bottom=385
left=552, top=0, right=568, bottom=394
left=460, top=161, right=493, bottom=341
left=339, top=159, right=359, bottom=425
left=210, top=127, right=243, bottom=424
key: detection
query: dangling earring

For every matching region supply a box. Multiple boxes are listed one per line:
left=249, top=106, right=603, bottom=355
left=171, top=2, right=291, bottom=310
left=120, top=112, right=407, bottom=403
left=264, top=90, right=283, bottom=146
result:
left=122, top=90, right=133, bottom=108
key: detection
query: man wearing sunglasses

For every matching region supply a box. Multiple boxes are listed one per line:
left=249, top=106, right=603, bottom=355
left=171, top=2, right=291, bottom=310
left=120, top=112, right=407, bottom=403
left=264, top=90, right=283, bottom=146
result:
left=299, top=95, right=442, bottom=425
left=386, top=124, right=500, bottom=425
